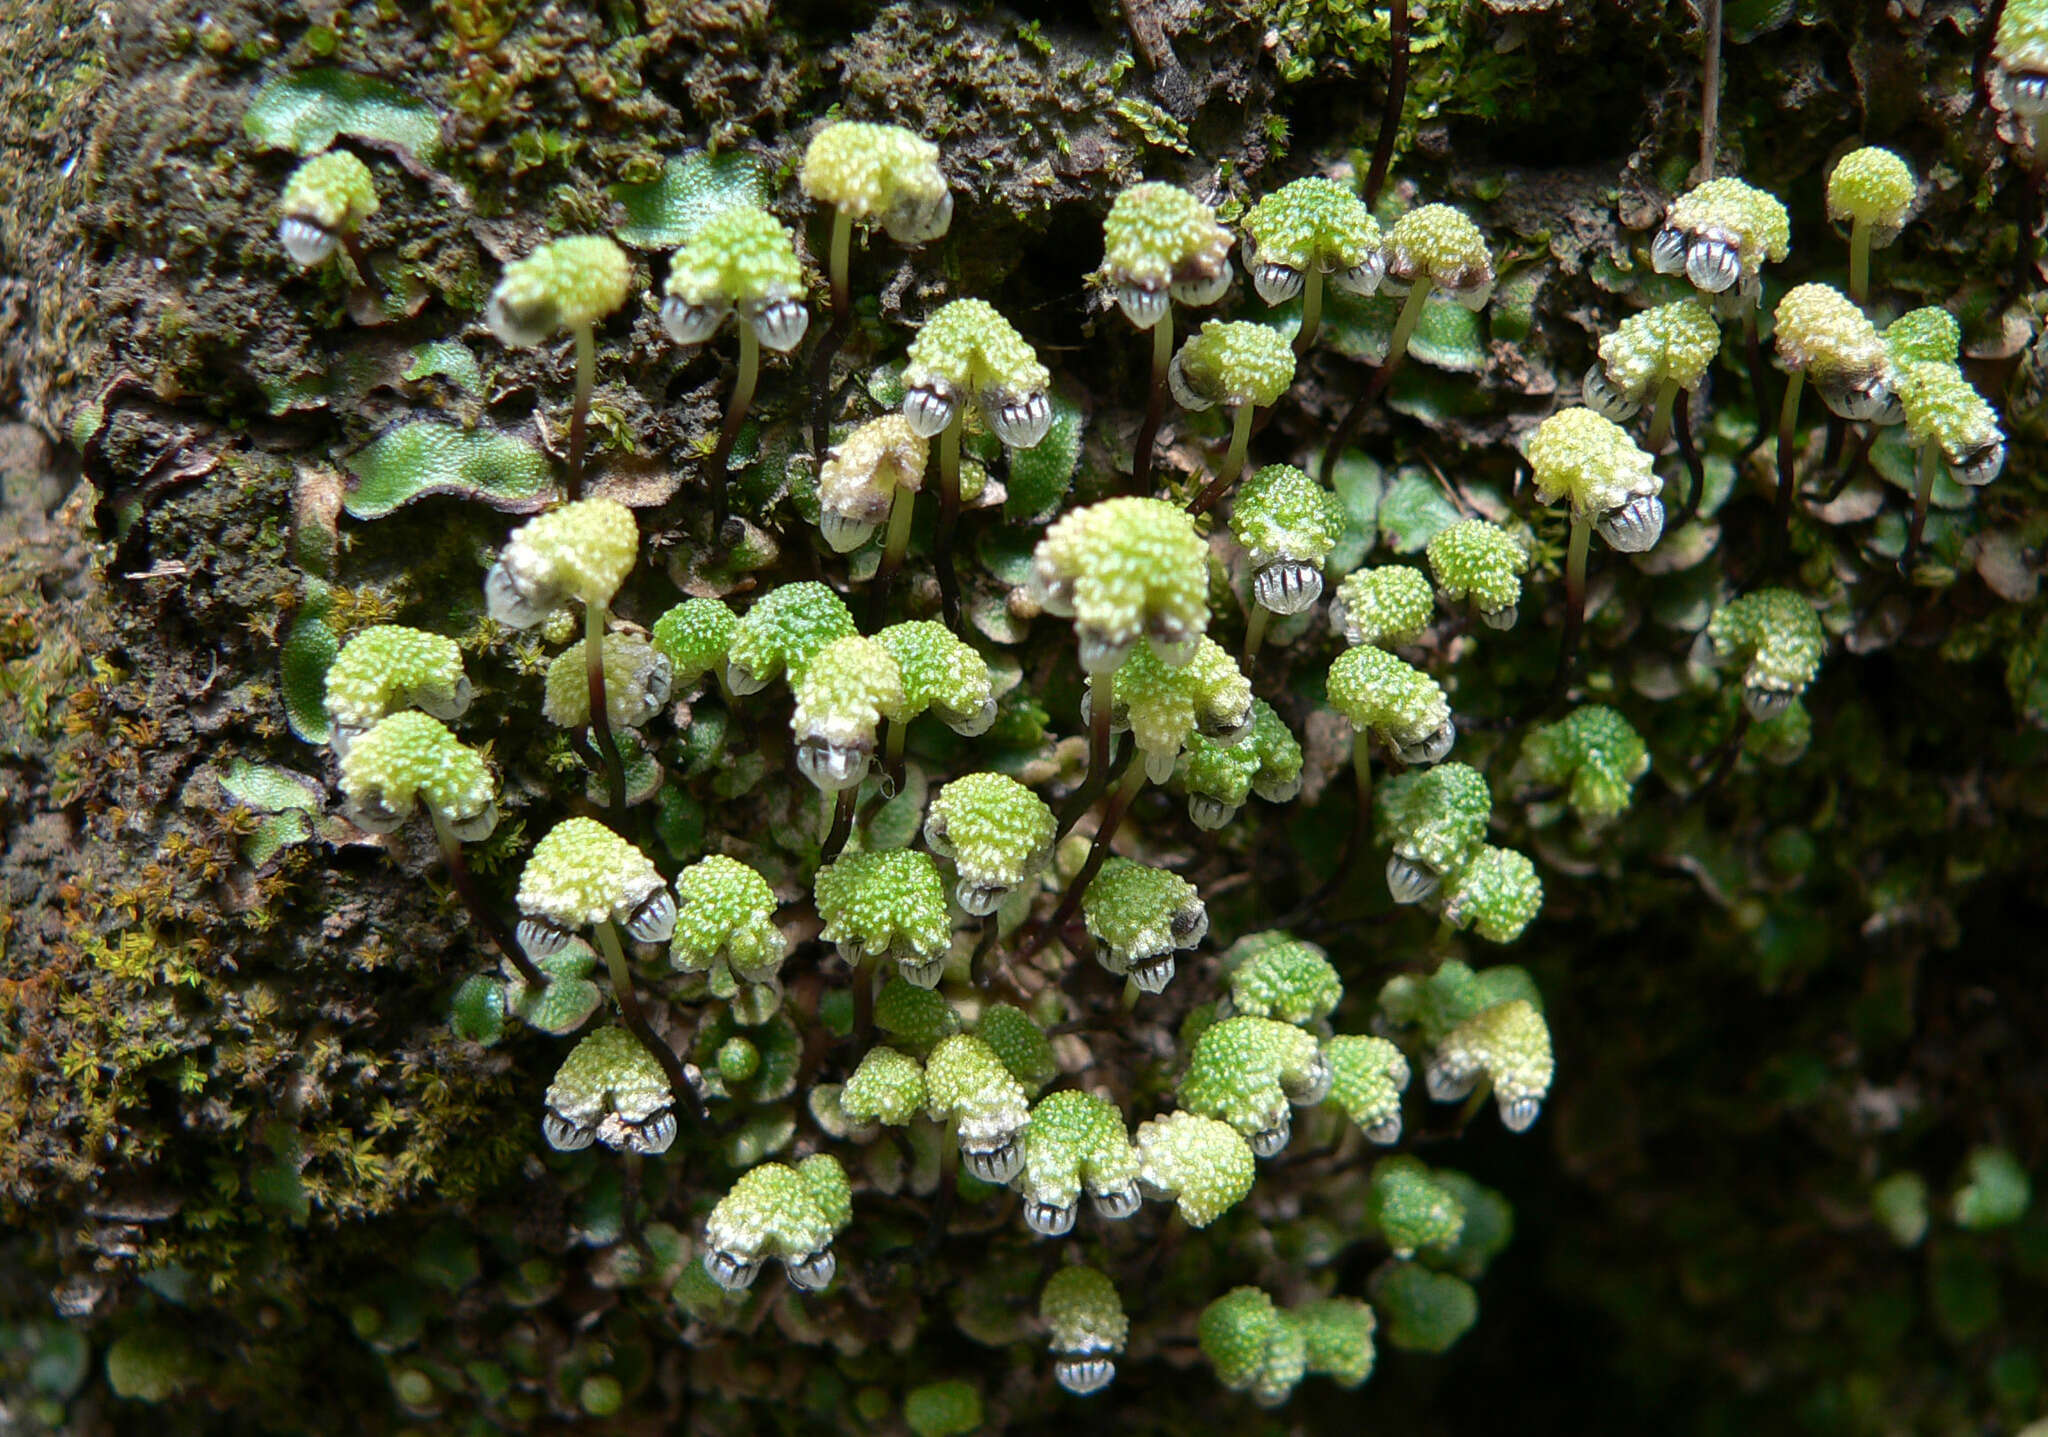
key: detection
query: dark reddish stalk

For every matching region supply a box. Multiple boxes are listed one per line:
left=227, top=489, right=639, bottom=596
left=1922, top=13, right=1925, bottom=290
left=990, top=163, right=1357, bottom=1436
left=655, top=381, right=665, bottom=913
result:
left=1365, top=0, right=1410, bottom=207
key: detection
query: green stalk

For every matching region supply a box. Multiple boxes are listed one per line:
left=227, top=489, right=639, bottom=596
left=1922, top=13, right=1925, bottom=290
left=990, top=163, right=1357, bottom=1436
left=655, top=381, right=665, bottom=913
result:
left=586, top=600, right=628, bottom=821
left=1848, top=216, right=1872, bottom=308
left=1319, top=282, right=1432, bottom=486
left=1132, top=308, right=1173, bottom=493
left=1244, top=604, right=1271, bottom=665
left=594, top=919, right=697, bottom=1118
left=934, top=410, right=964, bottom=630
left=808, top=205, right=857, bottom=466
left=1293, top=267, right=1325, bottom=356
left=1184, top=402, right=1256, bottom=515
left=1059, top=667, right=1118, bottom=833
left=1532, top=512, right=1593, bottom=720
left=1907, top=438, right=1937, bottom=562
left=1773, top=367, right=1807, bottom=563
left=427, top=802, right=543, bottom=989
left=706, top=322, right=761, bottom=530
left=1290, top=732, right=1374, bottom=920
left=568, top=322, right=595, bottom=501
left=1646, top=377, right=1680, bottom=453
left=882, top=718, right=908, bottom=797
left=1021, top=758, right=1147, bottom=965
left=867, top=480, right=919, bottom=629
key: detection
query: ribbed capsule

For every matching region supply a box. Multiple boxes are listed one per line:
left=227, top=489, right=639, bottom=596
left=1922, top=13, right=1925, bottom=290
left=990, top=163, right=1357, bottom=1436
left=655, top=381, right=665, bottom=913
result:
left=1955, top=439, right=2006, bottom=486
left=883, top=186, right=953, bottom=246
left=484, top=559, right=552, bottom=629
left=445, top=800, right=499, bottom=844
left=1595, top=494, right=1666, bottom=553
left=1392, top=718, right=1456, bottom=768
left=1187, top=795, right=1238, bottom=832
left=704, top=1249, right=763, bottom=1293
left=746, top=297, right=810, bottom=353
left=963, top=1135, right=1024, bottom=1184
left=796, top=735, right=872, bottom=793
left=1743, top=686, right=1796, bottom=721
left=1170, top=265, right=1232, bottom=308
left=818, top=512, right=878, bottom=553
left=517, top=916, right=572, bottom=958
left=987, top=387, right=1054, bottom=448
left=661, top=295, right=728, bottom=345
left=1115, top=281, right=1169, bottom=329
left=1581, top=362, right=1641, bottom=422
left=1685, top=231, right=1742, bottom=294
left=1252, top=559, right=1324, bottom=616
left=1333, top=249, right=1387, bottom=296
left=542, top=1111, right=595, bottom=1151
left=1055, top=1357, right=1117, bottom=1397
left=1649, top=226, right=1688, bottom=275
left=785, top=1248, right=837, bottom=1292
left=1023, top=1197, right=1078, bottom=1237
left=903, top=382, right=959, bottom=438
left=625, top=886, right=678, bottom=945
left=2011, top=72, right=2048, bottom=117
left=278, top=216, right=338, bottom=267
left=1250, top=260, right=1304, bottom=305
left=1818, top=371, right=1896, bottom=424
left=1386, top=854, right=1439, bottom=905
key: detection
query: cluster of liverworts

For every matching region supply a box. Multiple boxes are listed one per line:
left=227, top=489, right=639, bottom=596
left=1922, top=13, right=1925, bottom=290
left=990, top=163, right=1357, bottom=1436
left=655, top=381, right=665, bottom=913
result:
left=272, top=48, right=2011, bottom=1396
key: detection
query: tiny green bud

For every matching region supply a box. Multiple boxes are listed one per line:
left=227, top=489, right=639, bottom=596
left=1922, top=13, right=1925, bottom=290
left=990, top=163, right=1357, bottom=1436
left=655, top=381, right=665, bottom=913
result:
left=323, top=625, right=470, bottom=753
left=1894, top=360, right=2006, bottom=485
left=1425, top=520, right=1529, bottom=628
left=541, top=633, right=672, bottom=731
left=814, top=848, right=952, bottom=987
left=1326, top=644, right=1454, bottom=766
left=903, top=1380, right=982, bottom=1437
left=1373, top=1264, right=1478, bottom=1354
left=668, top=855, right=787, bottom=999
left=1108, top=637, right=1254, bottom=784
left=1585, top=298, right=1722, bottom=421
left=1524, top=407, right=1664, bottom=553
left=923, top=1034, right=1031, bottom=1183
left=650, top=596, right=738, bottom=688
left=1295, top=1297, right=1378, bottom=1389
left=1953, top=1147, right=2032, bottom=1230
left=1134, top=1111, right=1257, bottom=1228
left=1702, top=588, right=1827, bottom=720
left=1368, top=1155, right=1466, bottom=1258
left=516, top=817, right=674, bottom=951
left=1375, top=761, right=1492, bottom=903
left=1871, top=1171, right=1930, bottom=1247
left=1168, top=319, right=1296, bottom=411
left=702, top=1154, right=853, bottom=1293
left=800, top=121, right=952, bottom=244
left=1227, top=933, right=1342, bottom=1026
left=875, top=621, right=996, bottom=735
left=1017, top=1089, right=1142, bottom=1235
left=816, top=415, right=928, bottom=552
left=486, top=235, right=632, bottom=348
left=1230, top=464, right=1344, bottom=615
left=1241, top=698, right=1305, bottom=802
left=1083, top=858, right=1208, bottom=996
left=1242, top=175, right=1385, bottom=304
left=1438, top=844, right=1544, bottom=945
left=840, top=1045, right=928, bottom=1128
left=339, top=711, right=496, bottom=839
left=715, top=1035, right=760, bottom=1085
left=976, top=1003, right=1056, bottom=1091
left=1520, top=704, right=1649, bottom=824
left=1102, top=181, right=1234, bottom=325
left=1884, top=307, right=1961, bottom=367
left=724, top=581, right=857, bottom=695
left=1378, top=959, right=1541, bottom=1044
left=486, top=498, right=639, bottom=628
left=902, top=298, right=1053, bottom=447
left=1028, top=496, right=1211, bottom=673
left=1384, top=203, right=1494, bottom=308
left=1774, top=283, right=1891, bottom=421
left=1198, top=1286, right=1306, bottom=1407
left=1826, top=146, right=1916, bottom=241
left=1324, top=1033, right=1411, bottom=1144
left=661, top=205, right=809, bottom=352
left=1329, top=565, right=1435, bottom=649
left=542, top=1026, right=675, bottom=1154
left=1652, top=177, right=1791, bottom=298
left=925, top=772, right=1056, bottom=916
left=1040, top=1266, right=1129, bottom=1395
left=791, top=635, right=906, bottom=793
left=874, top=977, right=961, bottom=1050
left=1427, top=996, right=1554, bottom=1131
left=278, top=150, right=378, bottom=267
left=1178, top=1015, right=1330, bottom=1157
left=1176, top=730, right=1257, bottom=828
